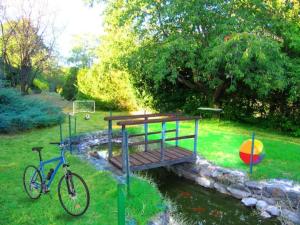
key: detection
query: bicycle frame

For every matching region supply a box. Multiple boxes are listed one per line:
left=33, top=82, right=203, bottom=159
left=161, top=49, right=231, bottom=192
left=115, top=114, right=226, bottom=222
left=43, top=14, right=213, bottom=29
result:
left=38, top=150, right=67, bottom=189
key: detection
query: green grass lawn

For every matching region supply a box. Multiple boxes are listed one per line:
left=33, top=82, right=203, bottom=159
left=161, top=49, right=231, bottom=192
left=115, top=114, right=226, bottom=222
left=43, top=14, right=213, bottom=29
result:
left=0, top=111, right=163, bottom=225
left=128, top=120, right=300, bottom=182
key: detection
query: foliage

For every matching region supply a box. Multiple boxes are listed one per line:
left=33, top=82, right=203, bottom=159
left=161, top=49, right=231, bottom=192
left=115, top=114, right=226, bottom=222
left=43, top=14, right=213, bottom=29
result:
left=0, top=0, right=57, bottom=94
left=91, top=0, right=300, bottom=136
left=61, top=67, right=79, bottom=101
left=67, top=34, right=99, bottom=69
left=0, top=88, right=64, bottom=133
left=77, top=66, right=138, bottom=111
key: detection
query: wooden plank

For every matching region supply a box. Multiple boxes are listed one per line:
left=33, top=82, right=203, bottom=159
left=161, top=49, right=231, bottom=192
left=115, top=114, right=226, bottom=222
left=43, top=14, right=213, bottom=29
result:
left=129, top=129, right=176, bottom=138
left=135, top=152, right=158, bottom=163
left=130, top=156, right=196, bottom=171
left=117, top=116, right=202, bottom=126
left=128, top=155, right=144, bottom=166
left=144, top=151, right=161, bottom=161
left=104, top=113, right=180, bottom=121
left=165, top=135, right=195, bottom=142
left=175, top=146, right=194, bottom=155
left=129, top=135, right=195, bottom=147
left=109, top=157, right=122, bottom=169
left=129, top=139, right=161, bottom=146
left=130, top=153, right=153, bottom=164
left=163, top=150, right=180, bottom=160
left=165, top=149, right=186, bottom=158
left=149, top=150, right=173, bottom=161
left=172, top=147, right=193, bottom=156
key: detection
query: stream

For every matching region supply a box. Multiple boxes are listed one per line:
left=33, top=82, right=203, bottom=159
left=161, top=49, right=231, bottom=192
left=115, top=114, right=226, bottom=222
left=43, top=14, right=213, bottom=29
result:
left=143, top=168, right=280, bottom=225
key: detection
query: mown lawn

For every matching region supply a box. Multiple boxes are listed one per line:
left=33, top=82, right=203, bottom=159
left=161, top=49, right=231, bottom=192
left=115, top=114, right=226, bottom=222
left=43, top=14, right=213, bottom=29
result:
left=128, top=120, right=300, bottom=182
left=0, top=111, right=163, bottom=225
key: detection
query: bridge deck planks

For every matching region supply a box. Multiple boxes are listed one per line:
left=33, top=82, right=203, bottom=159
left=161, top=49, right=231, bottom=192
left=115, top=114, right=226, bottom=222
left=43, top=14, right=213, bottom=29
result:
left=109, top=147, right=195, bottom=171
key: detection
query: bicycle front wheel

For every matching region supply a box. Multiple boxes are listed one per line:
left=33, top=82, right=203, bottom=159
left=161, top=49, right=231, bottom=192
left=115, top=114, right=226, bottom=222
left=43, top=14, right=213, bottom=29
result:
left=58, top=172, right=90, bottom=216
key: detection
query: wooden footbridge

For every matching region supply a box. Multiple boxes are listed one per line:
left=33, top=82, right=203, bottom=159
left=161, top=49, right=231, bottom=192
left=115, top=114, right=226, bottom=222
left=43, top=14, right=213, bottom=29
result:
left=104, top=113, right=200, bottom=173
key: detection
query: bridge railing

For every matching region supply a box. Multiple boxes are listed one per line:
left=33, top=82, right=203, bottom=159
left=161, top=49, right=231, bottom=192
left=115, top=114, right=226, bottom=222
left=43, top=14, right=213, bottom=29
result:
left=104, top=113, right=181, bottom=158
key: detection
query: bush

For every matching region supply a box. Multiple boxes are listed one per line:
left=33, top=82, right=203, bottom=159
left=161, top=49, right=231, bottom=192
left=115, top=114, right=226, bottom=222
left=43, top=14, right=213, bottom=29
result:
left=77, top=66, right=138, bottom=111
left=0, top=88, right=64, bottom=133
left=61, top=67, right=78, bottom=100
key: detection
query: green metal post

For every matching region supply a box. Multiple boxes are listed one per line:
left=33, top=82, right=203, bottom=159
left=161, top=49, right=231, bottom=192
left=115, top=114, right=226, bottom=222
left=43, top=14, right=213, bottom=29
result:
left=68, top=114, right=72, bottom=153
left=144, top=117, right=148, bottom=152
left=108, top=111, right=113, bottom=159
left=125, top=131, right=130, bottom=195
left=160, top=122, right=166, bottom=161
left=59, top=123, right=63, bottom=143
left=175, top=120, right=179, bottom=147
left=117, top=183, right=126, bottom=225
left=250, top=132, right=255, bottom=175
left=194, top=119, right=199, bottom=158
left=74, top=115, right=77, bottom=134
left=121, top=125, right=126, bottom=173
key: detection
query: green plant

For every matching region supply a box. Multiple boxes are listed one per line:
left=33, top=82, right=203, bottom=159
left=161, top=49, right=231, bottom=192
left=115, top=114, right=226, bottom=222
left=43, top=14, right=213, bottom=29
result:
left=0, top=88, right=64, bottom=133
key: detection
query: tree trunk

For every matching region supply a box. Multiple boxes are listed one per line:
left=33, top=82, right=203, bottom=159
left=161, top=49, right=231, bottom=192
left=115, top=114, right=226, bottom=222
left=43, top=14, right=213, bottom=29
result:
left=20, top=64, right=30, bottom=95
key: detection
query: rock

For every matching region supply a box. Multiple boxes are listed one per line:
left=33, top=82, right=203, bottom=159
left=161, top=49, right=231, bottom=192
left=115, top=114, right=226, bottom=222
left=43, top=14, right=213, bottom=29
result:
left=245, top=181, right=263, bottom=194
left=260, top=211, right=272, bottom=219
left=214, top=182, right=229, bottom=195
left=281, top=209, right=300, bottom=225
left=263, top=185, right=286, bottom=199
left=256, top=200, right=268, bottom=211
left=199, top=168, right=212, bottom=177
left=196, top=177, right=214, bottom=188
left=227, top=184, right=251, bottom=199
left=241, top=197, right=257, bottom=207
left=89, top=151, right=100, bottom=159
left=266, top=205, right=280, bottom=216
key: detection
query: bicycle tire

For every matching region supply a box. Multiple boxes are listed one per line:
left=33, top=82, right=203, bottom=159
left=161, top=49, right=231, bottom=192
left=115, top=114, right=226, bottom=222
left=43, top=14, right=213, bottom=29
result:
left=57, top=172, right=90, bottom=216
left=23, top=165, right=42, bottom=199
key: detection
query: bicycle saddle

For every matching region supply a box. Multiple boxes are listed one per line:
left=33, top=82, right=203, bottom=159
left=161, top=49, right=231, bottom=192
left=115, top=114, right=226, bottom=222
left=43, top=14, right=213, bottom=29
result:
left=32, top=147, right=43, bottom=152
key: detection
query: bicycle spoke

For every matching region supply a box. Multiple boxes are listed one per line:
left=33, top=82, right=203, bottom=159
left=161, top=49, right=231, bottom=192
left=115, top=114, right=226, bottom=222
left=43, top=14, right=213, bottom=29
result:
left=58, top=172, right=89, bottom=216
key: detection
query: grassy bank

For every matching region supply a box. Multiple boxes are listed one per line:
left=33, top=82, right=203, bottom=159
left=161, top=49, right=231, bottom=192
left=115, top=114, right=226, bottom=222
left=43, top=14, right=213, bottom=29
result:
left=0, top=111, right=163, bottom=225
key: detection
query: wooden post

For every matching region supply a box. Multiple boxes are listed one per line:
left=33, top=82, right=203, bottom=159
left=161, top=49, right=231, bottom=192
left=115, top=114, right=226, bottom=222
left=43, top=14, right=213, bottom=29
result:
left=250, top=132, right=255, bottom=175
left=124, top=131, right=130, bottom=194
left=193, top=119, right=199, bottom=158
left=144, top=117, right=148, bottom=152
left=160, top=122, right=166, bottom=161
left=121, top=125, right=126, bottom=173
left=175, top=120, right=179, bottom=147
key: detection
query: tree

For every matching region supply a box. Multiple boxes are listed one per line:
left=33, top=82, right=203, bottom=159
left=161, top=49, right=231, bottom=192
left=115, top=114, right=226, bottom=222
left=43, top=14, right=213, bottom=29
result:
left=0, top=0, right=56, bottom=94
left=88, top=0, right=299, bottom=135
left=67, top=34, right=98, bottom=69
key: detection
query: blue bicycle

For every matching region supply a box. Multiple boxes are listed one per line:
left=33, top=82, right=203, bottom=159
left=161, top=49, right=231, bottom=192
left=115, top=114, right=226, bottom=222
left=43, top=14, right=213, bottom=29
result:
left=23, top=142, right=90, bottom=216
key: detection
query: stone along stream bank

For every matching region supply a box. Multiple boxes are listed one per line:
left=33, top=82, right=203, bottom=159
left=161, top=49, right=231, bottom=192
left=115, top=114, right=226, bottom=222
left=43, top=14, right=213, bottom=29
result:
left=74, top=131, right=300, bottom=225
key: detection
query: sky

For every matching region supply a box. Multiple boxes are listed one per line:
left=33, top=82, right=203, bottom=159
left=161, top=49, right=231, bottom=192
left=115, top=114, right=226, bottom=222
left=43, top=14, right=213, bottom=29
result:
left=3, top=0, right=105, bottom=58
left=49, top=0, right=105, bottom=58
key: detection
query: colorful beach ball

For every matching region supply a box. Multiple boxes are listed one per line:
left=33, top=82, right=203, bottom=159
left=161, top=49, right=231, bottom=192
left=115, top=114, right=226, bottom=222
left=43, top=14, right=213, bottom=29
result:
left=239, top=139, right=265, bottom=165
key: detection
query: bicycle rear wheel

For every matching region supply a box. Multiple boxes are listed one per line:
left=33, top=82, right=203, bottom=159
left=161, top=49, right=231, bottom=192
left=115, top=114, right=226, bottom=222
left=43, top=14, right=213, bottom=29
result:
left=23, top=165, right=42, bottom=199
left=58, top=172, right=90, bottom=216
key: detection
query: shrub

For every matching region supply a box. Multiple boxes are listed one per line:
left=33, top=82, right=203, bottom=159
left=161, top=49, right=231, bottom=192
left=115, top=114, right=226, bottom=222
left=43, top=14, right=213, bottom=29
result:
left=0, top=88, right=64, bottom=133
left=77, top=66, right=138, bottom=111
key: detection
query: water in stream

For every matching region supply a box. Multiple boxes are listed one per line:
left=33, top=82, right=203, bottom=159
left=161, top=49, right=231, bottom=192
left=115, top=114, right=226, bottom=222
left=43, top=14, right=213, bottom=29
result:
left=142, top=168, right=280, bottom=225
